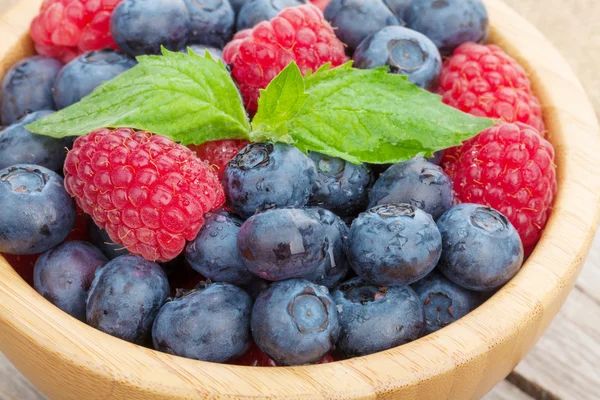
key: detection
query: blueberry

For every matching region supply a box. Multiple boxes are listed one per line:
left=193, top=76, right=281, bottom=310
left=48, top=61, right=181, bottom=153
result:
left=324, top=0, right=400, bottom=53
left=111, top=0, right=191, bottom=57
left=34, top=241, right=108, bottom=321
left=347, top=203, right=442, bottom=286
left=0, top=56, right=62, bottom=125
left=53, top=50, right=136, bottom=110
left=404, top=0, right=489, bottom=56
left=153, top=282, right=252, bottom=362
left=353, top=26, right=441, bottom=90
left=183, top=0, right=235, bottom=48
left=0, top=165, right=75, bottom=255
left=230, top=0, right=246, bottom=13
left=436, top=204, right=524, bottom=291
left=185, top=210, right=256, bottom=285
left=237, top=0, right=305, bottom=31
left=332, top=278, right=424, bottom=357
left=223, top=143, right=317, bottom=219
left=303, top=207, right=349, bottom=288
left=86, top=255, right=169, bottom=345
left=427, top=150, right=444, bottom=165
left=88, top=222, right=130, bottom=260
left=383, top=0, right=411, bottom=21
left=238, top=208, right=327, bottom=281
left=411, top=271, right=480, bottom=334
left=369, top=158, right=454, bottom=220
left=251, top=279, right=340, bottom=365
left=308, top=152, right=373, bottom=217
left=0, top=110, right=73, bottom=172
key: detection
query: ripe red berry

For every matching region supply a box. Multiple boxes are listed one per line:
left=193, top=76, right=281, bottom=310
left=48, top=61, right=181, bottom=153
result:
left=233, top=342, right=334, bottom=366
left=441, top=122, right=556, bottom=253
left=64, top=205, right=90, bottom=242
left=63, top=128, right=225, bottom=262
left=189, top=139, right=250, bottom=180
left=438, top=42, right=545, bottom=135
left=2, top=253, right=40, bottom=286
left=310, top=0, right=330, bottom=11
left=29, top=0, right=123, bottom=63
left=223, top=4, right=349, bottom=113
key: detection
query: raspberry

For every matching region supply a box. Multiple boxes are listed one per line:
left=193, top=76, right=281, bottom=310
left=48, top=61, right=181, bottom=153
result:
left=189, top=139, right=250, bottom=180
left=438, top=42, right=545, bottom=135
left=310, top=0, right=330, bottom=11
left=63, top=128, right=225, bottom=262
left=441, top=122, right=557, bottom=252
left=223, top=5, right=349, bottom=113
left=30, top=0, right=123, bottom=63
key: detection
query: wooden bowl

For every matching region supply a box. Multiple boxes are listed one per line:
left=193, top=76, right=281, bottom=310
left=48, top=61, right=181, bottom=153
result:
left=1, top=0, right=599, bottom=399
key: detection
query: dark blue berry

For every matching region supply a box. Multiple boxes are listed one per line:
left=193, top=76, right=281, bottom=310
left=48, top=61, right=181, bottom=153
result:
left=53, top=50, right=136, bottom=110
left=436, top=204, right=524, bottom=291
left=251, top=279, right=340, bottom=365
left=308, top=152, right=373, bottom=217
left=347, top=203, right=441, bottom=286
left=0, top=164, right=75, bottom=255
left=86, top=255, right=169, bottom=345
left=111, top=0, right=191, bottom=57
left=153, top=282, right=252, bottom=362
left=369, top=158, right=454, bottom=220
left=353, top=26, right=441, bottom=90
left=332, top=278, right=424, bottom=357
left=404, top=0, right=489, bottom=56
left=411, top=271, right=480, bottom=334
left=383, top=0, right=411, bottom=21
left=230, top=0, right=246, bottom=13
left=0, top=110, right=73, bottom=172
left=303, top=207, right=349, bottom=288
left=185, top=210, right=256, bottom=285
left=88, top=222, right=130, bottom=260
left=238, top=208, right=327, bottom=281
left=237, top=0, right=305, bottom=31
left=427, top=150, right=444, bottom=165
left=0, top=56, right=62, bottom=125
left=183, top=0, right=235, bottom=48
left=324, top=0, right=400, bottom=53
left=223, top=143, right=317, bottom=219
left=34, top=241, right=108, bottom=321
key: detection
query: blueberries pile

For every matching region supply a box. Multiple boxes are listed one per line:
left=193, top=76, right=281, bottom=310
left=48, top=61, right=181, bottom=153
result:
left=0, top=0, right=518, bottom=367
left=0, top=138, right=524, bottom=366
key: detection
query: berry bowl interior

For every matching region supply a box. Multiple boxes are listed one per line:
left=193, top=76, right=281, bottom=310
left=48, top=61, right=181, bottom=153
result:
left=1, top=0, right=600, bottom=399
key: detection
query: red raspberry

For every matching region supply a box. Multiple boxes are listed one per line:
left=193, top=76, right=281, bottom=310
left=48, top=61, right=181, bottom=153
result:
left=189, top=139, right=250, bottom=180
left=30, top=0, right=122, bottom=63
left=233, top=342, right=334, bottom=366
left=438, top=42, right=545, bottom=135
left=223, top=5, right=349, bottom=113
left=310, top=0, right=330, bottom=11
left=442, top=122, right=556, bottom=253
left=63, top=128, right=225, bottom=262
left=2, top=253, right=40, bottom=286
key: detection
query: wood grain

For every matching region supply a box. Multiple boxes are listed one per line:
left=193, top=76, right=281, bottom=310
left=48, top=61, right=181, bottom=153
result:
left=0, top=0, right=599, bottom=399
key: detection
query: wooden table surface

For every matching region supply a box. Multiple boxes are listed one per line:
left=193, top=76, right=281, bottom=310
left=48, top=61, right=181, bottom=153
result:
left=0, top=0, right=598, bottom=399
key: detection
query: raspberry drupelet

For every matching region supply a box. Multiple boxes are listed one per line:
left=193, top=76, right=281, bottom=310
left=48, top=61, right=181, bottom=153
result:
left=189, top=139, right=250, bottom=180
left=223, top=4, right=349, bottom=113
left=63, top=128, right=225, bottom=262
left=438, top=42, right=545, bottom=135
left=442, top=122, right=557, bottom=253
left=30, top=0, right=123, bottom=63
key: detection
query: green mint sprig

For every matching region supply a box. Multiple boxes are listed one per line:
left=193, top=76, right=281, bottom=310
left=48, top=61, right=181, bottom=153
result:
left=27, top=48, right=494, bottom=164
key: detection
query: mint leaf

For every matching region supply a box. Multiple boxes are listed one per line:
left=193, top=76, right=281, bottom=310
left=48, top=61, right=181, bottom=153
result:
left=251, top=62, right=494, bottom=164
left=26, top=48, right=250, bottom=145
left=251, top=62, right=308, bottom=143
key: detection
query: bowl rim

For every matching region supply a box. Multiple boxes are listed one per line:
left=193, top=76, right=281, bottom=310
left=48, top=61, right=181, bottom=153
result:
left=1, top=0, right=600, bottom=399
